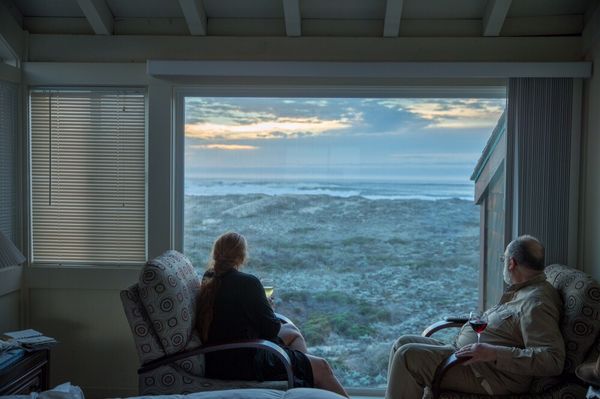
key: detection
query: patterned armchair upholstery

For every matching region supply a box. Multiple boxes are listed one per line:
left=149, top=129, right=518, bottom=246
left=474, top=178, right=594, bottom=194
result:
left=428, top=264, right=600, bottom=399
left=121, top=250, right=290, bottom=395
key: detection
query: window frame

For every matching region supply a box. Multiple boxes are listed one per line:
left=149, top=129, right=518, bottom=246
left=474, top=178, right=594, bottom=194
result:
left=173, top=85, right=506, bottom=394
left=28, top=86, right=150, bottom=267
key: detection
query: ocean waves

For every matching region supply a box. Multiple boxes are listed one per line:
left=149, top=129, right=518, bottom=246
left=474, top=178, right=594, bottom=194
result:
left=185, top=179, right=474, bottom=201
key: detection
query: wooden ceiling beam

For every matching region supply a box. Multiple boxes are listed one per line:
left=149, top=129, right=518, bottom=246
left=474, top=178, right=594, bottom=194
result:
left=383, top=0, right=404, bottom=37
left=21, top=15, right=583, bottom=38
left=483, top=0, right=512, bottom=36
left=178, top=0, right=208, bottom=36
left=27, top=35, right=586, bottom=64
left=283, top=0, right=301, bottom=37
left=75, top=0, right=113, bottom=35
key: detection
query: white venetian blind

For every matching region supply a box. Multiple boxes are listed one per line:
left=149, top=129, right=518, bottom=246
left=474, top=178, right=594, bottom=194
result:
left=30, top=89, right=146, bottom=264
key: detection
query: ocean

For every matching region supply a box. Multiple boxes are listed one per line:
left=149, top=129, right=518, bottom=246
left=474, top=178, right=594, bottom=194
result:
left=185, top=178, right=474, bottom=201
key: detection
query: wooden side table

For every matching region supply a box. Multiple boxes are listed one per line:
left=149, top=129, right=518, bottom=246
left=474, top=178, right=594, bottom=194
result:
left=0, top=349, right=50, bottom=395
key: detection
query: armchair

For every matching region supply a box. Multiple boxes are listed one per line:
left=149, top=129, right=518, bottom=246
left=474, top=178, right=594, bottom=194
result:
left=121, top=250, right=294, bottom=395
left=422, top=264, right=600, bottom=399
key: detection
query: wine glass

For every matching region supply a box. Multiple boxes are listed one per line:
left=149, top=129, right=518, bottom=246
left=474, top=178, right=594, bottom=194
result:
left=469, top=311, right=488, bottom=344
left=262, top=279, right=274, bottom=299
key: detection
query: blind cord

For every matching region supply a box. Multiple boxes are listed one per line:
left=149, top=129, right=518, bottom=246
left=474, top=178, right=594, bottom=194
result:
left=48, top=93, right=52, bottom=206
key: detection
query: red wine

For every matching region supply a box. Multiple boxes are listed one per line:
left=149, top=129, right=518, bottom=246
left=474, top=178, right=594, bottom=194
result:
left=469, top=320, right=488, bottom=334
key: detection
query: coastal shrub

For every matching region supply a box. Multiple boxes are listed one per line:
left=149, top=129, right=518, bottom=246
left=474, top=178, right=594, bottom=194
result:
left=303, top=312, right=376, bottom=344
left=280, top=290, right=392, bottom=344
left=304, top=314, right=334, bottom=344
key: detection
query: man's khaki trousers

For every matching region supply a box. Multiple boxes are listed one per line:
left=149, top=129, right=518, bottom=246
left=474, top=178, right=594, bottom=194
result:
left=385, top=335, right=490, bottom=399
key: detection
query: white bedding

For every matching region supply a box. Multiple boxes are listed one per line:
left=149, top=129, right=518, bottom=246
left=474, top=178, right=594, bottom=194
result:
left=1, top=383, right=84, bottom=399
left=124, top=388, right=345, bottom=399
left=0, top=385, right=343, bottom=399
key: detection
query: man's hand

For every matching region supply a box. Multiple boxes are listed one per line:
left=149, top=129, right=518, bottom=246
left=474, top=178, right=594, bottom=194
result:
left=268, top=296, right=275, bottom=310
left=455, top=343, right=498, bottom=365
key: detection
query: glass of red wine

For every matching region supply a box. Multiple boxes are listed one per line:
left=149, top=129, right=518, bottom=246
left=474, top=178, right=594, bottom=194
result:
left=469, top=311, right=488, bottom=344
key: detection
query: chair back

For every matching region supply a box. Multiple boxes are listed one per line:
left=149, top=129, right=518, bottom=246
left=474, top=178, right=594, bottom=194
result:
left=121, top=250, right=204, bottom=376
left=121, top=284, right=165, bottom=364
left=545, top=264, right=600, bottom=373
left=138, top=250, right=200, bottom=354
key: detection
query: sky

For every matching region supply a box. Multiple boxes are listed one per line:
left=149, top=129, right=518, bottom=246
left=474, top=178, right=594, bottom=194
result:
left=185, top=97, right=506, bottom=182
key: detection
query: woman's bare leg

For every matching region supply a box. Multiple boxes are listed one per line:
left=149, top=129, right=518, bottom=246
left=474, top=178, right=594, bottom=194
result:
left=278, top=323, right=308, bottom=353
left=277, top=324, right=346, bottom=396
left=306, top=354, right=349, bottom=398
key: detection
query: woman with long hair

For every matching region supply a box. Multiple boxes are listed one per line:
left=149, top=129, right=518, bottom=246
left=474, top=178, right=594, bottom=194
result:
left=196, top=232, right=348, bottom=397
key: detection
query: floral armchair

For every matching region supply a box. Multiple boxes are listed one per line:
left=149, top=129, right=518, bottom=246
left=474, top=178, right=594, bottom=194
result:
left=422, top=264, right=600, bottom=399
left=121, top=250, right=293, bottom=395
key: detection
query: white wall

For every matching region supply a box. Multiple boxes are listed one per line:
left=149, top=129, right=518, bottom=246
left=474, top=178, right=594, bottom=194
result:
left=0, top=38, right=23, bottom=337
left=0, top=267, right=22, bottom=333
left=0, top=291, right=20, bottom=331
left=25, top=267, right=140, bottom=398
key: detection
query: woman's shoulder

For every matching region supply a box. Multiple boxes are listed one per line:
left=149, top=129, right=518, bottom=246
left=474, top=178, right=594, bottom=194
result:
left=227, top=270, right=262, bottom=288
left=231, top=270, right=260, bottom=282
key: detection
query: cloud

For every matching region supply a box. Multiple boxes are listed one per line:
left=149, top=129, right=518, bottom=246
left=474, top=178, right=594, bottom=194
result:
left=185, top=117, right=352, bottom=140
left=376, top=98, right=505, bottom=129
left=303, top=100, right=330, bottom=107
left=184, top=98, right=366, bottom=139
left=190, top=144, right=259, bottom=151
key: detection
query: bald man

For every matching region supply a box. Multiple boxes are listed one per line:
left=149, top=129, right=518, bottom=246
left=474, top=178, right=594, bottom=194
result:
left=386, top=235, right=565, bottom=399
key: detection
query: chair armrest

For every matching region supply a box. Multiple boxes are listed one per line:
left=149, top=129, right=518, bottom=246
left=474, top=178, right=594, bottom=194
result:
left=138, top=339, right=294, bottom=389
left=445, top=316, right=469, bottom=324
left=421, top=318, right=466, bottom=337
left=431, top=353, right=470, bottom=399
left=275, top=312, right=295, bottom=326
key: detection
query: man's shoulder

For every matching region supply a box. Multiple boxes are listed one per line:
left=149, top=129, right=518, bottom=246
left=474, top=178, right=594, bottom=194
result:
left=528, top=279, right=559, bottom=296
left=522, top=280, right=562, bottom=309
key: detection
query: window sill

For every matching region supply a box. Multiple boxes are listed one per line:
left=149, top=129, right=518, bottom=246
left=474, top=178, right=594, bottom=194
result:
left=24, top=265, right=142, bottom=290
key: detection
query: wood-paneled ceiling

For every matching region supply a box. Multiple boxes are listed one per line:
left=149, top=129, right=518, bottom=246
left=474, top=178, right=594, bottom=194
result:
left=1, top=0, right=596, bottom=38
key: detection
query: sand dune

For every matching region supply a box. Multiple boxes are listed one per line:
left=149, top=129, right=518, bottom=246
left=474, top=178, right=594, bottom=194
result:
left=184, top=193, right=479, bottom=387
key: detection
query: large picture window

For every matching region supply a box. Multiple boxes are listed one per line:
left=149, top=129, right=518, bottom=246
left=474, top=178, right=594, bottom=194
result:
left=30, top=89, right=147, bottom=264
left=182, top=96, right=505, bottom=387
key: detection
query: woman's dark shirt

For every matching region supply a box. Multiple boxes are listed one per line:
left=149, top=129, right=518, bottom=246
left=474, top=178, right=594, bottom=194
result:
left=203, top=268, right=281, bottom=380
